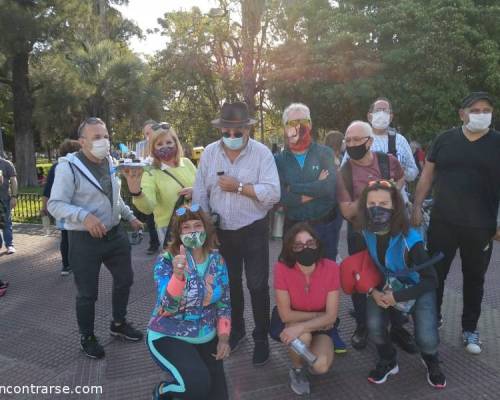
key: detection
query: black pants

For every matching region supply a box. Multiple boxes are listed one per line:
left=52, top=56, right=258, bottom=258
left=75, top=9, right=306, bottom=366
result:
left=60, top=229, right=69, bottom=268
left=217, top=216, right=270, bottom=341
left=68, top=225, right=134, bottom=336
left=133, top=207, right=160, bottom=248
left=147, top=334, right=228, bottom=400
left=427, top=219, right=494, bottom=332
left=347, top=223, right=407, bottom=329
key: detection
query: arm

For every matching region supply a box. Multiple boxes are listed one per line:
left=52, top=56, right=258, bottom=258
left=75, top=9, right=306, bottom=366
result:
left=399, top=135, right=419, bottom=182
left=275, top=289, right=323, bottom=323
left=118, top=194, right=136, bottom=222
left=275, top=154, right=303, bottom=207
left=192, top=152, right=211, bottom=212
left=155, top=254, right=187, bottom=315
left=216, top=257, right=231, bottom=338
left=47, top=163, right=90, bottom=223
left=250, top=150, right=281, bottom=207
left=413, top=161, right=435, bottom=210
left=131, top=169, right=157, bottom=215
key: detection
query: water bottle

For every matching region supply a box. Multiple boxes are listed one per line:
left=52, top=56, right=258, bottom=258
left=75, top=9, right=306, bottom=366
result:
left=41, top=215, right=51, bottom=236
left=271, top=207, right=285, bottom=239
left=290, top=338, right=317, bottom=366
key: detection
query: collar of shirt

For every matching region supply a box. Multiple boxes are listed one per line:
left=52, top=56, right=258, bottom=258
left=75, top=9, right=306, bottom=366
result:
left=217, top=138, right=252, bottom=161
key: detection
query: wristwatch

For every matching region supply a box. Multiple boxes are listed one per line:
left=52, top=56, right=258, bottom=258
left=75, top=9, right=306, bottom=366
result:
left=237, top=182, right=243, bottom=195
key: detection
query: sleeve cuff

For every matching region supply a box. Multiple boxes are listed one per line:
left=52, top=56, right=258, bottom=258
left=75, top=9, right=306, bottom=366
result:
left=166, top=275, right=186, bottom=297
left=217, top=317, right=231, bottom=336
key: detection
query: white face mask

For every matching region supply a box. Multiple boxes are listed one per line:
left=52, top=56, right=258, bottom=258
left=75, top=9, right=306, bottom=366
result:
left=465, top=113, right=492, bottom=132
left=370, top=111, right=391, bottom=130
left=90, top=138, right=110, bottom=160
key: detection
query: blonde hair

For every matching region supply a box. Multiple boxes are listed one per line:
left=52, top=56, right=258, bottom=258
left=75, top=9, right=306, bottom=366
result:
left=149, top=127, right=184, bottom=168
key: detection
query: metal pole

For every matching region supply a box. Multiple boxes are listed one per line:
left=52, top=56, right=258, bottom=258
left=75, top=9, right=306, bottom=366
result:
left=259, top=89, right=264, bottom=143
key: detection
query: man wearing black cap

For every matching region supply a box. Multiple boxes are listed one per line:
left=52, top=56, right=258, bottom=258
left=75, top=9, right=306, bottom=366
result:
left=193, top=101, right=281, bottom=365
left=411, top=92, right=500, bottom=355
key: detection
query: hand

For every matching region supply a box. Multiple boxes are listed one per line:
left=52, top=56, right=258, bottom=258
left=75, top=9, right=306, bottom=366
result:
left=318, top=169, right=329, bottom=181
left=372, top=289, right=391, bottom=309
left=218, top=176, right=239, bottom=193
left=212, top=335, right=231, bottom=360
left=410, top=207, right=422, bottom=227
left=178, top=187, right=193, bottom=199
left=493, top=228, right=500, bottom=242
left=10, top=197, right=17, bottom=209
left=129, top=218, right=143, bottom=231
left=380, top=290, right=397, bottom=307
left=122, top=167, right=143, bottom=193
left=280, top=323, right=305, bottom=345
left=172, top=245, right=187, bottom=279
left=83, top=213, right=107, bottom=238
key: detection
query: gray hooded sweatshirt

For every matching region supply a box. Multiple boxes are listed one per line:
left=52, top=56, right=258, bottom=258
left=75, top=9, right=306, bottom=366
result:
left=48, top=152, right=135, bottom=231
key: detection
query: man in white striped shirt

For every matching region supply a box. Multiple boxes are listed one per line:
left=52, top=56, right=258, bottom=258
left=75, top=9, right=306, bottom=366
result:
left=193, top=102, right=280, bottom=366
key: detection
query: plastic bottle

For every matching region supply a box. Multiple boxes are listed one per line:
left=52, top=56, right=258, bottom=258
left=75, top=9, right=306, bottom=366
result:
left=290, top=338, right=317, bottom=366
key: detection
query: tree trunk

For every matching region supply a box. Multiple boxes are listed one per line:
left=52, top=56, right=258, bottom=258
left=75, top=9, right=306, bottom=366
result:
left=12, top=51, right=37, bottom=187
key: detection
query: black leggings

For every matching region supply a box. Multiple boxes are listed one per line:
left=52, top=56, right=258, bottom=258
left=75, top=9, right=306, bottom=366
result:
left=147, top=333, right=228, bottom=400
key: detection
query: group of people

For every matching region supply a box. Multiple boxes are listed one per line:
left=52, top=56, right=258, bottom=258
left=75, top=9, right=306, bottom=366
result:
left=40, top=90, right=499, bottom=399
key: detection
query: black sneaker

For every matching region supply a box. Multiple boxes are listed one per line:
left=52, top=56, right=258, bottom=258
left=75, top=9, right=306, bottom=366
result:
left=80, top=335, right=105, bottom=359
left=390, top=326, right=418, bottom=354
left=60, top=266, right=72, bottom=276
left=421, top=354, right=446, bottom=389
left=110, top=320, right=143, bottom=341
left=229, top=331, right=246, bottom=352
left=368, top=360, right=399, bottom=384
left=351, top=325, right=368, bottom=350
left=252, top=339, right=270, bottom=366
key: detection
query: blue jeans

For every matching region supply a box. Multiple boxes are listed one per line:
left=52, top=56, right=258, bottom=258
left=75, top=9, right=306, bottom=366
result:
left=312, top=212, right=342, bottom=261
left=0, top=200, right=13, bottom=247
left=366, top=290, right=439, bottom=361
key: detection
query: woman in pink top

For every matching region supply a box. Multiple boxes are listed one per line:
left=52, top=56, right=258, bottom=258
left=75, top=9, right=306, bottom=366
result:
left=271, top=223, right=340, bottom=396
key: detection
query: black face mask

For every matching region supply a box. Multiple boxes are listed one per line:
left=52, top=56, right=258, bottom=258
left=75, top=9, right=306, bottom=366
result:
left=346, top=139, right=369, bottom=160
left=295, top=247, right=321, bottom=267
left=367, top=206, right=393, bottom=234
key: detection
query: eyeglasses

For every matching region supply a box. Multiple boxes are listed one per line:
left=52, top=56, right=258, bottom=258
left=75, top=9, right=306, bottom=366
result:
left=372, top=108, right=391, bottom=113
left=176, top=203, right=201, bottom=216
left=292, top=239, right=318, bottom=252
left=344, top=136, right=370, bottom=145
left=368, top=179, right=395, bottom=188
left=222, top=131, right=244, bottom=138
left=152, top=122, right=171, bottom=131
left=286, top=119, right=311, bottom=128
left=77, top=117, right=105, bottom=137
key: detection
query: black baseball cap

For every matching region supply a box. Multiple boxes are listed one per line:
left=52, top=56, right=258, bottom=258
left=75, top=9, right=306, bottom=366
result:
left=461, top=91, right=494, bottom=109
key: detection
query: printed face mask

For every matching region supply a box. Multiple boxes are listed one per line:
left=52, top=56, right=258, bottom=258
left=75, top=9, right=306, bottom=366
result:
left=370, top=111, right=391, bottom=130
left=295, top=247, right=321, bottom=267
left=154, top=145, right=177, bottom=162
left=90, top=138, right=110, bottom=160
left=287, top=124, right=312, bottom=153
left=466, top=113, right=492, bottom=132
left=367, top=206, right=393, bottom=234
left=180, top=231, right=207, bottom=249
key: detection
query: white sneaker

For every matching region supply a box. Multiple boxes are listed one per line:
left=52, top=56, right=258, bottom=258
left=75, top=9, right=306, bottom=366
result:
left=6, top=246, right=16, bottom=254
left=463, top=330, right=482, bottom=354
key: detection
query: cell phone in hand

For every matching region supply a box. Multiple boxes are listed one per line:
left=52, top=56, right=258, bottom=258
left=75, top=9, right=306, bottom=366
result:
left=217, top=171, right=224, bottom=176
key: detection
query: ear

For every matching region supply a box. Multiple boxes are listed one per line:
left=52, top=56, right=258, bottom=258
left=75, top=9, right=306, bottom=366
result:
left=367, top=112, right=372, bottom=122
left=459, top=109, right=467, bottom=124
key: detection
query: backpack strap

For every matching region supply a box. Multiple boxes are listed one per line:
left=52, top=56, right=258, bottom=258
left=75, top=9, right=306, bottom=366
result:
left=340, top=160, right=354, bottom=199
left=388, top=132, right=397, bottom=156
left=375, top=151, right=391, bottom=180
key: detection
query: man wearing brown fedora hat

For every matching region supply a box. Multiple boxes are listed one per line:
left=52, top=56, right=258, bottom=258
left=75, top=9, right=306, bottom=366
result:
left=193, top=101, right=281, bottom=366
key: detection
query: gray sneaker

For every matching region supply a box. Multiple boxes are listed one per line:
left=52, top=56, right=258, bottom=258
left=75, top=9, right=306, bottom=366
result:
left=289, top=367, right=310, bottom=395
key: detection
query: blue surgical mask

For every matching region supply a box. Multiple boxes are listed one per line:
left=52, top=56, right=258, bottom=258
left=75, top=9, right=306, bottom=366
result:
left=222, top=136, right=244, bottom=150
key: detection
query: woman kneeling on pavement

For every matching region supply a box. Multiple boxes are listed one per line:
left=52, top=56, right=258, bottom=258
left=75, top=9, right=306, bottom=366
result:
left=357, top=180, right=446, bottom=388
left=147, top=204, right=231, bottom=400
left=271, top=222, right=340, bottom=396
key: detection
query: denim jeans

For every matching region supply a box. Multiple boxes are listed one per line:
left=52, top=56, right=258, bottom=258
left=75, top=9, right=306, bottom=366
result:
left=366, top=290, right=439, bottom=361
left=0, top=200, right=13, bottom=247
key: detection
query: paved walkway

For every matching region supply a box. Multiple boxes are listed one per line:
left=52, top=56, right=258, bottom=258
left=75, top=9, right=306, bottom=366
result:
left=0, top=223, right=499, bottom=399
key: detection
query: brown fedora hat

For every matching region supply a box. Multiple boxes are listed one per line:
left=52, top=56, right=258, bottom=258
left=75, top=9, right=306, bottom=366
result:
left=211, top=102, right=257, bottom=128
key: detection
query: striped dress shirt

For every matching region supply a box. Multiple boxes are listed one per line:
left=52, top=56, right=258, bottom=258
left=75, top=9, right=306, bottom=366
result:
left=193, top=139, right=281, bottom=230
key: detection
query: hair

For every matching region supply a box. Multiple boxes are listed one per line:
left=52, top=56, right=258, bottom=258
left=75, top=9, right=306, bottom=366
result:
left=368, top=97, right=393, bottom=113
left=58, top=139, right=81, bottom=156
left=77, top=117, right=105, bottom=137
left=345, top=120, right=374, bottom=138
left=142, top=119, right=157, bottom=129
left=149, top=126, right=184, bottom=167
left=167, top=207, right=219, bottom=256
left=279, top=222, right=324, bottom=268
left=324, top=130, right=344, bottom=153
left=357, top=181, right=409, bottom=236
left=282, top=103, right=311, bottom=126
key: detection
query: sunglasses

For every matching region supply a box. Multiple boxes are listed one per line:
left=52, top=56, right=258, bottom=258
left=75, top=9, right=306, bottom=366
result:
left=77, top=117, right=105, bottom=137
left=176, top=203, right=201, bottom=216
left=222, top=131, right=244, bottom=138
left=152, top=122, right=171, bottom=131
left=286, top=119, right=311, bottom=128
left=368, top=179, right=395, bottom=188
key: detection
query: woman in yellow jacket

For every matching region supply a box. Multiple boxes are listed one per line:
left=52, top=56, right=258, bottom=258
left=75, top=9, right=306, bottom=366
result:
left=123, top=123, right=196, bottom=246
